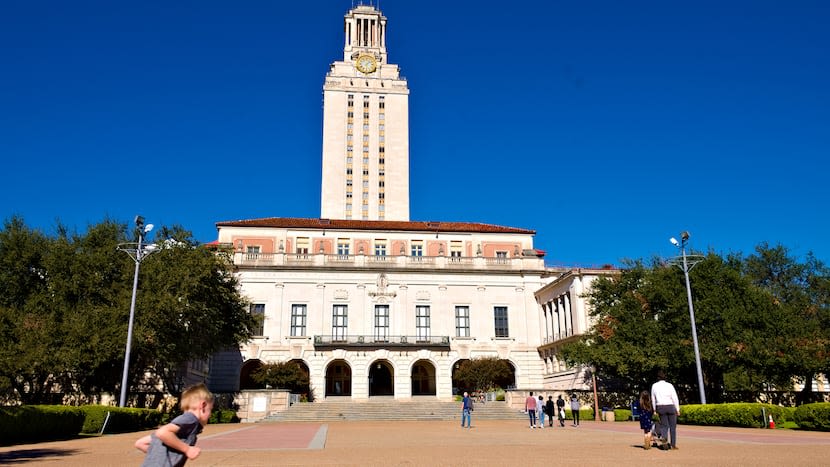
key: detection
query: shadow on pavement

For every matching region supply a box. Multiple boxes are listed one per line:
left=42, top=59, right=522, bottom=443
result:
left=0, top=448, right=81, bottom=464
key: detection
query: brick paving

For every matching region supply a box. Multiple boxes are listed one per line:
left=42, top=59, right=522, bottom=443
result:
left=2, top=419, right=830, bottom=466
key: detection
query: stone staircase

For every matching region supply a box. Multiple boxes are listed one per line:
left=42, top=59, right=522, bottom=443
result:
left=263, top=398, right=526, bottom=422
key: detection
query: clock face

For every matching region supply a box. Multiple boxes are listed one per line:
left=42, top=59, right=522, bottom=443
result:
left=355, top=54, right=377, bottom=74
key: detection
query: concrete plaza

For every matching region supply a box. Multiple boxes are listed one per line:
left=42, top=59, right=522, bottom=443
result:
left=2, top=419, right=829, bottom=466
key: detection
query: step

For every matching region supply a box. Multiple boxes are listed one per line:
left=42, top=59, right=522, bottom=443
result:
left=262, top=400, right=526, bottom=422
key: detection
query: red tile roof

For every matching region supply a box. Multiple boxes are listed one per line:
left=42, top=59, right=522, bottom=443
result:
left=216, top=217, right=535, bottom=235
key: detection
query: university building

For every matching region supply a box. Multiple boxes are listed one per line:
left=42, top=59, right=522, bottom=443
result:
left=208, top=4, right=615, bottom=403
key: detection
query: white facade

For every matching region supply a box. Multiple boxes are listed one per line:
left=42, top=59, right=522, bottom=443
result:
left=213, top=219, right=553, bottom=400
left=535, top=269, right=618, bottom=391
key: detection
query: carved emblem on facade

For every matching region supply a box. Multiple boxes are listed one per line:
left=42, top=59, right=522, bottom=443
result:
left=368, top=273, right=396, bottom=299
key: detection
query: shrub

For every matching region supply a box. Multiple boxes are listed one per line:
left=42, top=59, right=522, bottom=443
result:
left=614, top=409, right=631, bottom=421
left=209, top=409, right=240, bottom=424
left=793, top=403, right=830, bottom=431
left=565, top=409, right=594, bottom=421
left=79, top=406, right=163, bottom=434
left=679, top=403, right=786, bottom=428
left=0, top=405, right=85, bottom=445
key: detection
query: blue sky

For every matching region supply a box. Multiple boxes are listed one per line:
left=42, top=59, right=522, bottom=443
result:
left=2, top=0, right=828, bottom=267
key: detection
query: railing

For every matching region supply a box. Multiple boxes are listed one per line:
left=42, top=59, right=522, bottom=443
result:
left=313, top=334, right=451, bottom=349
left=233, top=252, right=544, bottom=271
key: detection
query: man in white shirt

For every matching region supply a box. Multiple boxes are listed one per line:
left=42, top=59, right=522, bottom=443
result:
left=651, top=370, right=680, bottom=450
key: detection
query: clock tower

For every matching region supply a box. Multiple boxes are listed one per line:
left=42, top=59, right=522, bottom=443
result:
left=320, top=4, right=410, bottom=221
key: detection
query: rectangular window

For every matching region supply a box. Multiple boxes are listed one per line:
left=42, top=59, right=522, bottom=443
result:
left=374, top=305, right=389, bottom=342
left=245, top=245, right=261, bottom=260
left=332, top=305, right=348, bottom=341
left=494, top=306, right=509, bottom=338
left=374, top=240, right=387, bottom=257
left=250, top=303, right=265, bottom=336
left=411, top=241, right=423, bottom=257
left=296, top=237, right=309, bottom=255
left=455, top=306, right=470, bottom=337
left=290, top=304, right=307, bottom=336
left=450, top=241, right=462, bottom=261
left=496, top=251, right=508, bottom=264
left=337, top=239, right=350, bottom=256
left=416, top=305, right=431, bottom=342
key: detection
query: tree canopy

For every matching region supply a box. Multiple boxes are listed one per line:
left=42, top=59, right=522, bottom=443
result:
left=559, top=245, right=830, bottom=404
left=0, top=216, right=255, bottom=404
left=454, top=357, right=512, bottom=393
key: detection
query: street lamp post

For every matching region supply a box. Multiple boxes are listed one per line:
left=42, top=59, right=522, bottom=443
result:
left=117, top=216, right=158, bottom=407
left=670, top=231, right=706, bottom=404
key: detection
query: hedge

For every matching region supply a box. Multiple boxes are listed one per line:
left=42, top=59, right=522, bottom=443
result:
left=679, top=403, right=787, bottom=428
left=79, top=405, right=163, bottom=434
left=0, top=405, right=85, bottom=445
left=793, top=403, right=830, bottom=431
left=0, top=405, right=163, bottom=445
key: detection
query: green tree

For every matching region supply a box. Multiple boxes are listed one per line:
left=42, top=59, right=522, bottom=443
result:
left=559, top=253, right=784, bottom=403
left=0, top=217, right=61, bottom=403
left=251, top=362, right=310, bottom=394
left=454, top=357, right=511, bottom=392
left=0, top=217, right=255, bottom=403
left=742, top=243, right=830, bottom=401
left=130, top=225, right=256, bottom=394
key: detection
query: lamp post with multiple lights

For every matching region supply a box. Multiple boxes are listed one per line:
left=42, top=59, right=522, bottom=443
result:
left=117, top=216, right=158, bottom=407
left=670, top=231, right=706, bottom=404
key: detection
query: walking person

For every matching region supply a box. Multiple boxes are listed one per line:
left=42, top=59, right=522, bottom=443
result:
left=545, top=396, right=555, bottom=427
left=651, top=370, right=680, bottom=450
left=638, top=390, right=655, bottom=449
left=461, top=391, right=473, bottom=428
left=525, top=392, right=537, bottom=428
left=556, top=395, right=566, bottom=427
left=570, top=394, right=580, bottom=426
left=536, top=395, right=545, bottom=428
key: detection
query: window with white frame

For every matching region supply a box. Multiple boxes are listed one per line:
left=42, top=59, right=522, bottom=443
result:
left=374, top=240, right=387, bottom=257
left=450, top=241, right=462, bottom=261
left=332, top=305, right=348, bottom=341
left=337, top=239, right=350, bottom=256
left=296, top=237, right=310, bottom=255
left=494, top=306, right=509, bottom=338
left=250, top=303, right=265, bottom=336
left=416, top=305, right=431, bottom=342
left=411, top=241, right=423, bottom=257
left=246, top=245, right=261, bottom=259
left=374, top=305, right=389, bottom=342
left=290, top=304, right=307, bottom=336
left=455, top=306, right=470, bottom=337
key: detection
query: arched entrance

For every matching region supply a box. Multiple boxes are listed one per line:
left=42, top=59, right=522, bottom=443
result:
left=325, top=360, right=352, bottom=396
left=451, top=358, right=517, bottom=394
left=496, top=360, right=517, bottom=390
left=239, top=359, right=264, bottom=390
left=451, top=358, right=470, bottom=395
left=369, top=360, right=394, bottom=396
left=289, top=359, right=313, bottom=401
left=411, top=360, right=436, bottom=396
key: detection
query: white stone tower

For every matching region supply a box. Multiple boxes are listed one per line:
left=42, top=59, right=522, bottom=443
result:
left=320, top=4, right=410, bottom=221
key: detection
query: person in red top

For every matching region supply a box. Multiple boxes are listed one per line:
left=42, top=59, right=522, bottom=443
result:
left=525, top=392, right=538, bottom=428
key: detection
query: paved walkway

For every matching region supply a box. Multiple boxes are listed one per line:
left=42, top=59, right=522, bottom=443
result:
left=2, top=419, right=830, bottom=466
